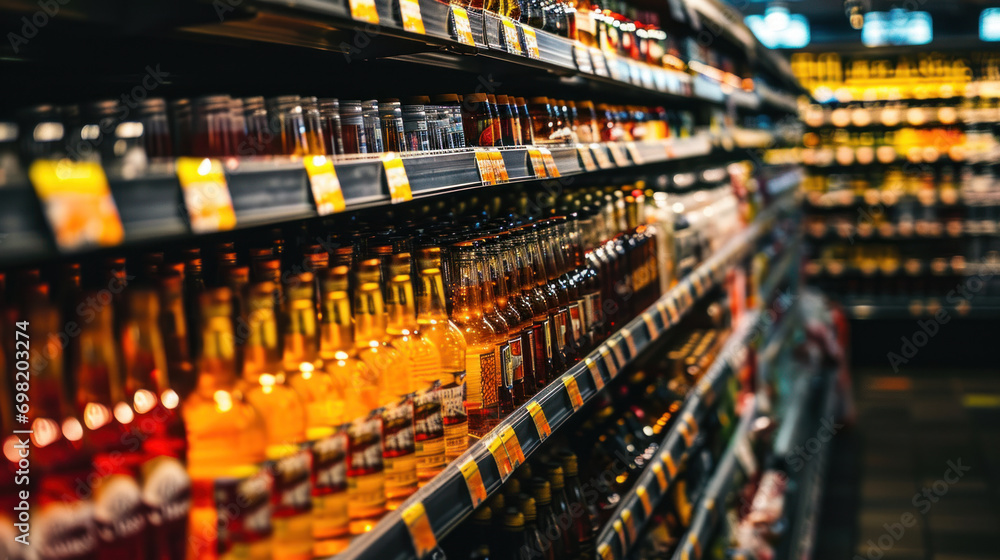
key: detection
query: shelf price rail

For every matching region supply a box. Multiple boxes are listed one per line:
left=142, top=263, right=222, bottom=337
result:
left=335, top=187, right=800, bottom=560
left=593, top=313, right=761, bottom=560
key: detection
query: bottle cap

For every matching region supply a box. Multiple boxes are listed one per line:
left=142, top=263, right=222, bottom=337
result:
left=503, top=507, right=525, bottom=530
left=519, top=494, right=537, bottom=522
left=531, top=478, right=551, bottom=505
left=547, top=464, right=565, bottom=490
left=558, top=450, right=579, bottom=477
left=472, top=504, right=493, bottom=523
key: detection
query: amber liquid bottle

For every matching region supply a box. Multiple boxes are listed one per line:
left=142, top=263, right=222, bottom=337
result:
left=515, top=226, right=557, bottom=388
left=72, top=294, right=147, bottom=559
left=353, top=259, right=413, bottom=511
left=496, top=230, right=538, bottom=402
left=450, top=242, right=503, bottom=437
left=416, top=247, right=470, bottom=461
left=120, top=289, right=190, bottom=560
left=158, top=273, right=196, bottom=400
left=183, top=288, right=270, bottom=560
left=548, top=218, right=584, bottom=363
left=534, top=221, right=573, bottom=370
left=473, top=240, right=512, bottom=433
left=386, top=253, right=447, bottom=485
left=16, top=294, right=100, bottom=560
left=484, top=235, right=531, bottom=409
left=240, top=281, right=312, bottom=560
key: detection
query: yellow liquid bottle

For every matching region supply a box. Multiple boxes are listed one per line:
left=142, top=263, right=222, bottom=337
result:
left=416, top=247, right=469, bottom=462
left=242, top=281, right=312, bottom=560
left=183, top=288, right=271, bottom=560
left=449, top=242, right=503, bottom=438
left=354, top=259, right=413, bottom=511
left=386, top=253, right=445, bottom=486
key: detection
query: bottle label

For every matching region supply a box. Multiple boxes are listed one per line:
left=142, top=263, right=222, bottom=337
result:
left=555, top=310, right=568, bottom=349
left=311, top=430, right=348, bottom=496
left=414, top=386, right=446, bottom=473
left=382, top=399, right=418, bottom=492
left=346, top=415, right=386, bottom=516
left=500, top=342, right=514, bottom=387
left=93, top=473, right=147, bottom=545
left=34, top=500, right=98, bottom=560
left=569, top=302, right=584, bottom=341
left=477, top=122, right=495, bottom=147
left=439, top=377, right=469, bottom=461
left=269, top=446, right=313, bottom=518
left=508, top=336, right=524, bottom=382
left=140, top=455, right=192, bottom=527
left=215, top=468, right=274, bottom=554
left=542, top=319, right=554, bottom=360
left=589, top=292, right=603, bottom=330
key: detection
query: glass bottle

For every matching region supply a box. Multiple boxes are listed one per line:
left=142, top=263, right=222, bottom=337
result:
left=531, top=478, right=565, bottom=559
left=339, top=100, right=368, bottom=155
left=320, top=267, right=385, bottom=538
left=474, top=240, right=512, bottom=430
left=241, top=281, right=313, bottom=560
left=498, top=508, right=530, bottom=560
left=300, top=96, right=328, bottom=156
left=498, top=230, right=538, bottom=401
left=536, top=220, right=575, bottom=369
left=402, top=98, right=432, bottom=152
left=485, top=235, right=532, bottom=408
left=137, top=98, right=174, bottom=159
left=449, top=242, right=503, bottom=437
left=183, top=288, right=270, bottom=560
left=192, top=95, right=237, bottom=158
left=517, top=225, right=559, bottom=385
left=514, top=97, right=536, bottom=146
left=462, top=93, right=497, bottom=147
left=353, top=259, right=414, bottom=510
left=546, top=464, right=578, bottom=556
left=553, top=217, right=587, bottom=357
left=318, top=98, right=345, bottom=156
left=416, top=247, right=470, bottom=461
left=120, top=289, right=190, bottom=560
left=242, top=96, right=272, bottom=156
left=72, top=292, right=147, bottom=559
left=379, top=99, right=405, bottom=153
left=559, top=450, right=597, bottom=558
left=158, top=273, right=196, bottom=401
left=386, top=253, right=445, bottom=486
left=519, top=494, right=552, bottom=560
left=265, top=96, right=310, bottom=157
left=362, top=100, right=385, bottom=153
left=528, top=97, right=556, bottom=143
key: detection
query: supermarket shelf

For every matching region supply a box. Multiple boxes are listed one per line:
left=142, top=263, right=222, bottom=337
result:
left=804, top=260, right=1000, bottom=280
left=805, top=222, right=999, bottom=242
left=803, top=106, right=963, bottom=129
left=759, top=240, right=801, bottom=303
left=594, top=313, right=762, bottom=560
left=803, top=191, right=967, bottom=210
left=670, top=395, right=759, bottom=560
left=842, top=298, right=1000, bottom=320
left=337, top=195, right=798, bottom=560
left=0, top=137, right=715, bottom=267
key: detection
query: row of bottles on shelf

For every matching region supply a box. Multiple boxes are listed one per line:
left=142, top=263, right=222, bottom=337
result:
left=800, top=127, right=967, bottom=166
left=0, top=173, right=749, bottom=560
left=801, top=97, right=1000, bottom=129
left=1, top=95, right=696, bottom=171
left=806, top=243, right=1000, bottom=279
left=789, top=52, right=975, bottom=101
left=440, top=291, right=745, bottom=560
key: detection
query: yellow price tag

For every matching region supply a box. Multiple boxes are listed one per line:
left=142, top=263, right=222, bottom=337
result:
left=622, top=509, right=636, bottom=542
left=563, top=375, right=584, bottom=410
left=304, top=155, right=346, bottom=216
left=501, top=17, right=523, bottom=55
left=683, top=412, right=698, bottom=439
left=458, top=458, right=488, bottom=507
left=489, top=149, right=509, bottom=182
left=401, top=502, right=437, bottom=557
left=527, top=148, right=548, bottom=178
left=381, top=152, right=412, bottom=203
left=526, top=401, right=551, bottom=441
left=485, top=435, right=513, bottom=480
left=600, top=347, right=618, bottom=378
left=607, top=338, right=626, bottom=367
left=585, top=357, right=604, bottom=390
left=538, top=147, right=560, bottom=177
left=576, top=144, right=597, bottom=171
left=451, top=5, right=475, bottom=45
left=597, top=543, right=613, bottom=560
left=176, top=157, right=237, bottom=234
left=692, top=274, right=705, bottom=296
left=622, top=329, right=638, bottom=357
left=637, top=486, right=652, bottom=516
left=29, top=159, right=125, bottom=250
left=399, top=0, right=425, bottom=34
left=348, top=0, right=379, bottom=23
left=656, top=301, right=670, bottom=325
left=625, top=141, right=644, bottom=165
left=652, top=463, right=667, bottom=491
left=475, top=149, right=497, bottom=185
left=522, top=26, right=540, bottom=59
left=642, top=313, right=658, bottom=341
left=607, top=142, right=630, bottom=167
left=613, top=520, right=626, bottom=549
left=499, top=426, right=525, bottom=468
left=665, top=298, right=679, bottom=322
left=590, top=143, right=614, bottom=169
left=662, top=451, right=677, bottom=477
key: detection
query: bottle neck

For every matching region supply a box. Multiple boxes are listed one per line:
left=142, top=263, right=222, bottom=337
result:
left=198, top=316, right=239, bottom=390
left=485, top=247, right=511, bottom=310
left=475, top=254, right=499, bottom=315
left=75, top=306, right=124, bottom=410
left=320, top=289, right=354, bottom=356
left=243, top=296, right=282, bottom=379
left=284, top=292, right=319, bottom=370
left=354, top=280, right=389, bottom=342
left=122, top=312, right=169, bottom=397
left=386, top=275, right=419, bottom=334
left=159, top=286, right=190, bottom=362
left=450, top=255, right=484, bottom=320
left=28, top=306, right=73, bottom=421
left=525, top=232, right=549, bottom=287
left=416, top=266, right=450, bottom=321
left=538, top=226, right=562, bottom=281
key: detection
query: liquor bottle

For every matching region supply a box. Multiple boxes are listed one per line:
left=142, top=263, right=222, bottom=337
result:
left=353, top=259, right=414, bottom=510
left=415, top=247, right=470, bottom=461
left=494, top=231, right=537, bottom=404
left=17, top=293, right=100, bottom=560
left=158, top=273, right=196, bottom=401
left=551, top=217, right=587, bottom=360
left=538, top=220, right=578, bottom=367
left=72, top=292, right=147, bottom=559
left=559, top=450, right=597, bottom=559
left=512, top=227, right=554, bottom=390
left=545, top=464, right=578, bottom=557
left=241, top=281, right=313, bottom=560
left=519, top=495, right=553, bottom=560
left=497, top=508, right=530, bottom=560
left=183, top=288, right=270, bottom=560
left=119, top=289, right=191, bottom=560
left=455, top=505, right=493, bottom=560
left=569, top=210, right=602, bottom=348
left=385, top=253, right=445, bottom=486
left=449, top=242, right=503, bottom=437
left=531, top=478, right=565, bottom=559
left=523, top=223, right=565, bottom=377
left=480, top=237, right=523, bottom=415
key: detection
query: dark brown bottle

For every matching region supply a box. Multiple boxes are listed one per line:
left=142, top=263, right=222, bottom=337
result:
left=497, top=230, right=538, bottom=401
left=531, top=478, right=565, bottom=559
left=484, top=235, right=529, bottom=409
left=474, top=239, right=514, bottom=423
left=512, top=227, right=553, bottom=390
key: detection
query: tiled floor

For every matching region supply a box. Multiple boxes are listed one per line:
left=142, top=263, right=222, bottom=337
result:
left=814, top=367, right=1000, bottom=560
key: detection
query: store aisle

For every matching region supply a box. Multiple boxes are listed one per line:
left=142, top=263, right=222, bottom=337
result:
left=816, top=367, right=1000, bottom=560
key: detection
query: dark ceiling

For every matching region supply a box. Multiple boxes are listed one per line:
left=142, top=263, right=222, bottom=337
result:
left=732, top=0, right=1000, bottom=52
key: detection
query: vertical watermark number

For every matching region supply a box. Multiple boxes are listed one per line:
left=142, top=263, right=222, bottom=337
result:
left=12, top=320, right=31, bottom=546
